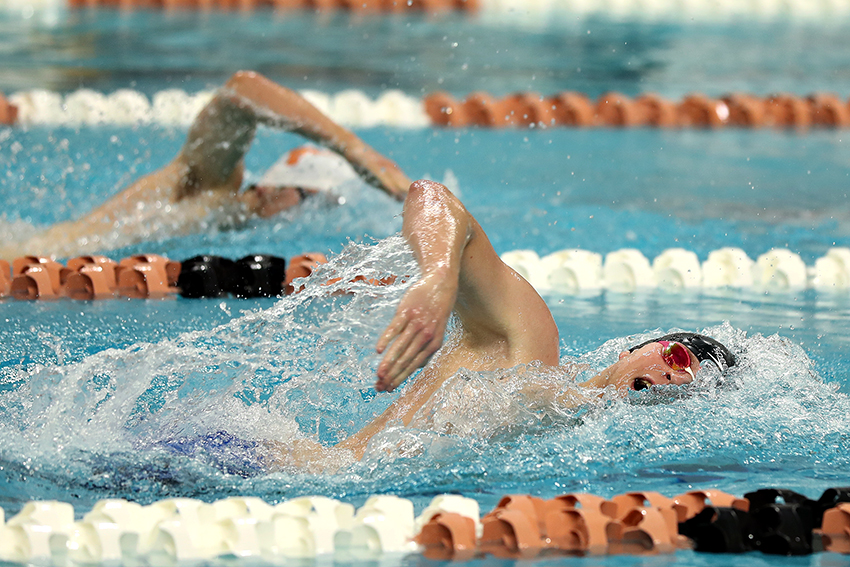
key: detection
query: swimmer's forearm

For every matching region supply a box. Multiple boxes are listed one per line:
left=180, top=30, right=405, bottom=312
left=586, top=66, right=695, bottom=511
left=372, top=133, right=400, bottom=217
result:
left=221, top=72, right=410, bottom=199
left=374, top=181, right=468, bottom=391
left=402, top=180, right=471, bottom=280
left=222, top=71, right=364, bottom=160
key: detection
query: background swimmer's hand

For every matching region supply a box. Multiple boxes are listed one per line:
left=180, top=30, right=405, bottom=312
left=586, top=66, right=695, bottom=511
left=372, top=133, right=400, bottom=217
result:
left=347, top=146, right=411, bottom=201
left=375, top=271, right=456, bottom=392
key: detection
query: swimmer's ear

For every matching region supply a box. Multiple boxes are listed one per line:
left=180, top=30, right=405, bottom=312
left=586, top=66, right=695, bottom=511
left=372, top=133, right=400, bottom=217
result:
left=618, top=351, right=629, bottom=360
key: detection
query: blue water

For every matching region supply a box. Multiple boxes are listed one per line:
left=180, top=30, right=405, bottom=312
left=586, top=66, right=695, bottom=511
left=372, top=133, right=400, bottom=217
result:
left=1, top=9, right=850, bottom=567
left=3, top=10, right=850, bottom=98
left=2, top=123, right=849, bottom=521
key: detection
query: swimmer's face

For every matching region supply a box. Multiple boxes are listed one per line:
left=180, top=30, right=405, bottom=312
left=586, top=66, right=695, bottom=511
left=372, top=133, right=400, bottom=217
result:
left=243, top=185, right=314, bottom=218
left=609, top=341, right=699, bottom=391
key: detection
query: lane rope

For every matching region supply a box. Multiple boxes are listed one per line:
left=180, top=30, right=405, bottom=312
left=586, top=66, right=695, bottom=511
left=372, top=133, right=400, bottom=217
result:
left=0, top=487, right=847, bottom=563
left=4, top=0, right=850, bottom=20
left=2, top=88, right=849, bottom=129
left=3, top=246, right=850, bottom=300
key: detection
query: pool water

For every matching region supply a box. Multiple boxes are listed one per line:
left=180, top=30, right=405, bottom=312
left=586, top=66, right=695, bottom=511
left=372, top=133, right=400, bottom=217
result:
left=5, top=10, right=850, bottom=97
left=1, top=8, right=850, bottom=567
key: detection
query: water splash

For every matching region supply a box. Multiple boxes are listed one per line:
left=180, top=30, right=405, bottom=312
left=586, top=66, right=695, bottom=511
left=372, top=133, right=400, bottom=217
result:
left=0, top=241, right=848, bottom=512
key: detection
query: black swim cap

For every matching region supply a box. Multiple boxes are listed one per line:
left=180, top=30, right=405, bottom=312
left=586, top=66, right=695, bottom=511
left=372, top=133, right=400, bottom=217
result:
left=628, top=332, right=736, bottom=373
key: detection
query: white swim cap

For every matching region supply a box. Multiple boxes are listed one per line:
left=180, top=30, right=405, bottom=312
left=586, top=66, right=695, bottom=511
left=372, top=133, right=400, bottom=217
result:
left=258, top=146, right=358, bottom=192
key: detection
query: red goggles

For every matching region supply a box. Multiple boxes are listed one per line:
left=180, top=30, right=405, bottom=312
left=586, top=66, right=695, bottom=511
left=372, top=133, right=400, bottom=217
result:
left=659, top=341, right=695, bottom=378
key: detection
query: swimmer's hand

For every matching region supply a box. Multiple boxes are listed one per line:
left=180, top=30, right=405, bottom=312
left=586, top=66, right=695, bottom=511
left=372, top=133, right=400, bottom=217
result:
left=375, top=271, right=456, bottom=392
left=341, top=144, right=409, bottom=201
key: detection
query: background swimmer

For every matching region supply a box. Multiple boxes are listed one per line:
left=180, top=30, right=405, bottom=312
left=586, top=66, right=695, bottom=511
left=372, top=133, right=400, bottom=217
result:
left=265, top=180, right=736, bottom=468
left=0, top=71, right=410, bottom=260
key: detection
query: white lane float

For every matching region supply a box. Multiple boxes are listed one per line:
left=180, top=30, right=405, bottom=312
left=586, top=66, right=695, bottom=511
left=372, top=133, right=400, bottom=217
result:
left=753, top=248, right=808, bottom=291
left=653, top=248, right=702, bottom=289
left=813, top=247, right=850, bottom=290
left=335, top=495, right=418, bottom=561
left=702, top=247, right=755, bottom=288
left=478, top=0, right=850, bottom=22
left=503, top=246, right=850, bottom=294
left=0, top=500, right=75, bottom=563
left=8, top=87, right=427, bottom=128
left=268, top=496, right=355, bottom=557
left=603, top=249, right=655, bottom=292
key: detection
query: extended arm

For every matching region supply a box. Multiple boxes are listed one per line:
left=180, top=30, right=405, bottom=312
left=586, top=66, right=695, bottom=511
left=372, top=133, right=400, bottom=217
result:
left=178, top=71, right=410, bottom=200
left=1, top=71, right=411, bottom=259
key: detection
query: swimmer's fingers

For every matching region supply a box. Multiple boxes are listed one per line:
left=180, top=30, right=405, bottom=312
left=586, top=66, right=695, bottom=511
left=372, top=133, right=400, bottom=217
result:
left=376, top=312, right=406, bottom=355
left=375, top=274, right=455, bottom=391
left=391, top=348, right=438, bottom=391
left=376, top=320, right=436, bottom=391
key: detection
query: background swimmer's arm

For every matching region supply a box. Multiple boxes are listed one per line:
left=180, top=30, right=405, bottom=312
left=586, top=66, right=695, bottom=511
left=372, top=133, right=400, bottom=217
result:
left=374, top=180, right=560, bottom=392
left=178, top=71, right=410, bottom=200
left=0, top=161, right=195, bottom=259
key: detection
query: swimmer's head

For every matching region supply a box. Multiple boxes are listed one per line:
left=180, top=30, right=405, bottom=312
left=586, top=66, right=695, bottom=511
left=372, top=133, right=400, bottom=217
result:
left=601, top=332, right=736, bottom=392
left=258, top=146, right=358, bottom=193
left=628, top=333, right=736, bottom=375
left=242, top=146, right=359, bottom=218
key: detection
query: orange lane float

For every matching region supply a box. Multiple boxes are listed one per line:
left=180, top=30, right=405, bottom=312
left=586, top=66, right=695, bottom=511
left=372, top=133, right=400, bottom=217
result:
left=673, top=490, right=750, bottom=523
left=0, top=259, right=10, bottom=297
left=63, top=256, right=120, bottom=300
left=765, top=93, right=813, bottom=129
left=596, top=91, right=642, bottom=127
left=545, top=506, right=612, bottom=554
left=116, top=254, right=180, bottom=299
left=547, top=91, right=596, bottom=126
left=634, top=93, right=679, bottom=127
left=284, top=252, right=328, bottom=294
left=500, top=92, right=555, bottom=128
left=0, top=92, right=17, bottom=126
left=543, top=496, right=613, bottom=554
left=463, top=91, right=511, bottom=127
left=722, top=93, right=766, bottom=127
left=10, top=256, right=64, bottom=300
left=677, top=93, right=726, bottom=128
left=119, top=254, right=181, bottom=287
left=809, top=93, right=850, bottom=127
left=67, top=0, right=478, bottom=11
left=480, top=507, right=542, bottom=558
left=421, top=91, right=850, bottom=129
left=423, top=91, right=468, bottom=127
left=816, top=503, right=850, bottom=553
left=417, top=512, right=478, bottom=560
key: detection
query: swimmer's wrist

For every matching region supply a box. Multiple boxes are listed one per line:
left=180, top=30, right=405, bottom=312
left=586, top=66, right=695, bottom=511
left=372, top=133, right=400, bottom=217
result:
left=421, top=264, right=455, bottom=280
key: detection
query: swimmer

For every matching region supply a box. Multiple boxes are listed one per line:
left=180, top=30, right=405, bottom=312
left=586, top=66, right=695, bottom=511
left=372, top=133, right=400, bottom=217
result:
left=266, top=180, right=736, bottom=468
left=0, top=71, right=410, bottom=259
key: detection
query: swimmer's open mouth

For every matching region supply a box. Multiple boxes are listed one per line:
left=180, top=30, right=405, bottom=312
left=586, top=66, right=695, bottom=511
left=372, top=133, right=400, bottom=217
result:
left=633, top=377, right=652, bottom=391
